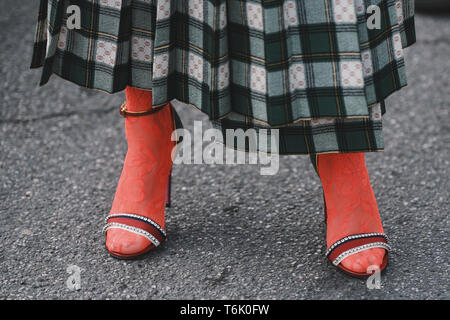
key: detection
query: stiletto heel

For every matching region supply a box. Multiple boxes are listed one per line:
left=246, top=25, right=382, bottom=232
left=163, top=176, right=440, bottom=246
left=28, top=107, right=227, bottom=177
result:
left=165, top=169, right=172, bottom=208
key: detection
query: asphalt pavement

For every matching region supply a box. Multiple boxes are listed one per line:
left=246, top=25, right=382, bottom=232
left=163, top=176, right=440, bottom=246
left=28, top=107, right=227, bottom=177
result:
left=0, top=1, right=449, bottom=299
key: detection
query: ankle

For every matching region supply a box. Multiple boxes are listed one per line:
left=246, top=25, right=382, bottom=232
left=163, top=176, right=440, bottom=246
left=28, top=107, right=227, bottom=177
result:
left=318, top=153, right=369, bottom=188
left=318, top=152, right=374, bottom=216
left=125, top=86, right=153, bottom=112
left=318, top=152, right=366, bottom=175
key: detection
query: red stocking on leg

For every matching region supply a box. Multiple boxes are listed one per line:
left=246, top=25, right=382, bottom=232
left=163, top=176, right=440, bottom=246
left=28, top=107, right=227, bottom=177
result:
left=105, top=87, right=174, bottom=258
left=318, top=153, right=385, bottom=273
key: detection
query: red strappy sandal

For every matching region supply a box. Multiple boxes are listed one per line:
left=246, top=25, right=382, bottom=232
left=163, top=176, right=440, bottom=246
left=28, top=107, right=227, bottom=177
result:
left=103, top=87, right=175, bottom=259
left=324, top=195, right=390, bottom=278
left=324, top=232, right=390, bottom=278
left=104, top=212, right=169, bottom=259
left=318, top=153, right=391, bottom=278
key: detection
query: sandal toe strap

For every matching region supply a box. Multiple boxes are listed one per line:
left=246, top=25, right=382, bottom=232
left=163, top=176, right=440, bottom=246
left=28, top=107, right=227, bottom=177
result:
left=326, top=233, right=390, bottom=266
left=103, top=213, right=166, bottom=247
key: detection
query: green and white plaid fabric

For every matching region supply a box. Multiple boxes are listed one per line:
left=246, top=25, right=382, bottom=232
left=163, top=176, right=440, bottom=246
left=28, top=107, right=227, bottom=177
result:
left=31, top=0, right=415, bottom=155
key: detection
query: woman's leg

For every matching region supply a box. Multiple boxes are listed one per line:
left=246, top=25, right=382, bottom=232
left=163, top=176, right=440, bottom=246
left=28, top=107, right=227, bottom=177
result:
left=105, top=87, right=174, bottom=257
left=317, top=153, right=385, bottom=273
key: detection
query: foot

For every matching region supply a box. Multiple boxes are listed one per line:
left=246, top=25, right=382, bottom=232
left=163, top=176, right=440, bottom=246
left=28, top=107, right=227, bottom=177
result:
left=107, top=229, right=153, bottom=257
left=318, top=153, right=385, bottom=274
left=106, top=135, right=168, bottom=256
left=105, top=88, right=174, bottom=258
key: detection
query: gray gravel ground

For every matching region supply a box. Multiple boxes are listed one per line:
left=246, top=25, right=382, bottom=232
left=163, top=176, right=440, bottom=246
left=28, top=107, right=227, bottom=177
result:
left=0, top=1, right=449, bottom=300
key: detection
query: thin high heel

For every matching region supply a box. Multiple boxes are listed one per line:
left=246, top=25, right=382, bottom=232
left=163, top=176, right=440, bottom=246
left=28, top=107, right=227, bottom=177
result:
left=165, top=169, right=172, bottom=208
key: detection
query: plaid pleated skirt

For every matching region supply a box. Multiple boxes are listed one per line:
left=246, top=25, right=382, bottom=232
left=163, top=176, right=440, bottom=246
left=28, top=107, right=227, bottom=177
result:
left=31, top=0, right=415, bottom=155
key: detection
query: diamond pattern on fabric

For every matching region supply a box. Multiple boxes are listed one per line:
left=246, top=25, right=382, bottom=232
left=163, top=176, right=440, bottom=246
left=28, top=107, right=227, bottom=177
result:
left=246, top=2, right=264, bottom=31
left=217, top=62, right=229, bottom=90
left=361, top=50, right=373, bottom=77
left=250, top=65, right=266, bottom=94
left=289, top=63, right=306, bottom=92
left=392, top=32, right=404, bottom=60
left=189, top=53, right=204, bottom=82
left=156, top=0, right=171, bottom=21
left=284, top=1, right=299, bottom=28
left=332, top=0, right=357, bottom=23
left=189, top=0, right=204, bottom=21
left=96, top=40, right=117, bottom=66
left=57, top=26, right=68, bottom=51
left=152, top=53, right=169, bottom=79
left=340, top=61, right=364, bottom=88
left=131, top=36, right=153, bottom=62
left=99, top=0, right=122, bottom=9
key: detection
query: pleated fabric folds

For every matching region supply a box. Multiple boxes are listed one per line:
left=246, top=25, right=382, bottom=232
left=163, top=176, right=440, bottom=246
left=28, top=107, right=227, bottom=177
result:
left=31, top=0, right=415, bottom=154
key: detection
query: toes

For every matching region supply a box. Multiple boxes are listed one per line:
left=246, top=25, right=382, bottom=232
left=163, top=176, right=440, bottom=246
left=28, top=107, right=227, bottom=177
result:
left=367, top=248, right=385, bottom=268
left=367, top=249, right=384, bottom=265
left=340, top=248, right=386, bottom=274
left=106, top=228, right=152, bottom=256
left=352, top=258, right=366, bottom=273
left=341, top=256, right=366, bottom=273
left=368, top=254, right=378, bottom=265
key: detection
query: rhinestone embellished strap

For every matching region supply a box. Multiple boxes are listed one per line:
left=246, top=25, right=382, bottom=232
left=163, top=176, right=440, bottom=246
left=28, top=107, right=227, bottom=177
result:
left=103, top=223, right=161, bottom=247
left=103, top=213, right=166, bottom=247
left=325, top=233, right=388, bottom=257
left=106, top=213, right=166, bottom=237
left=332, top=242, right=391, bottom=266
left=325, top=233, right=390, bottom=267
